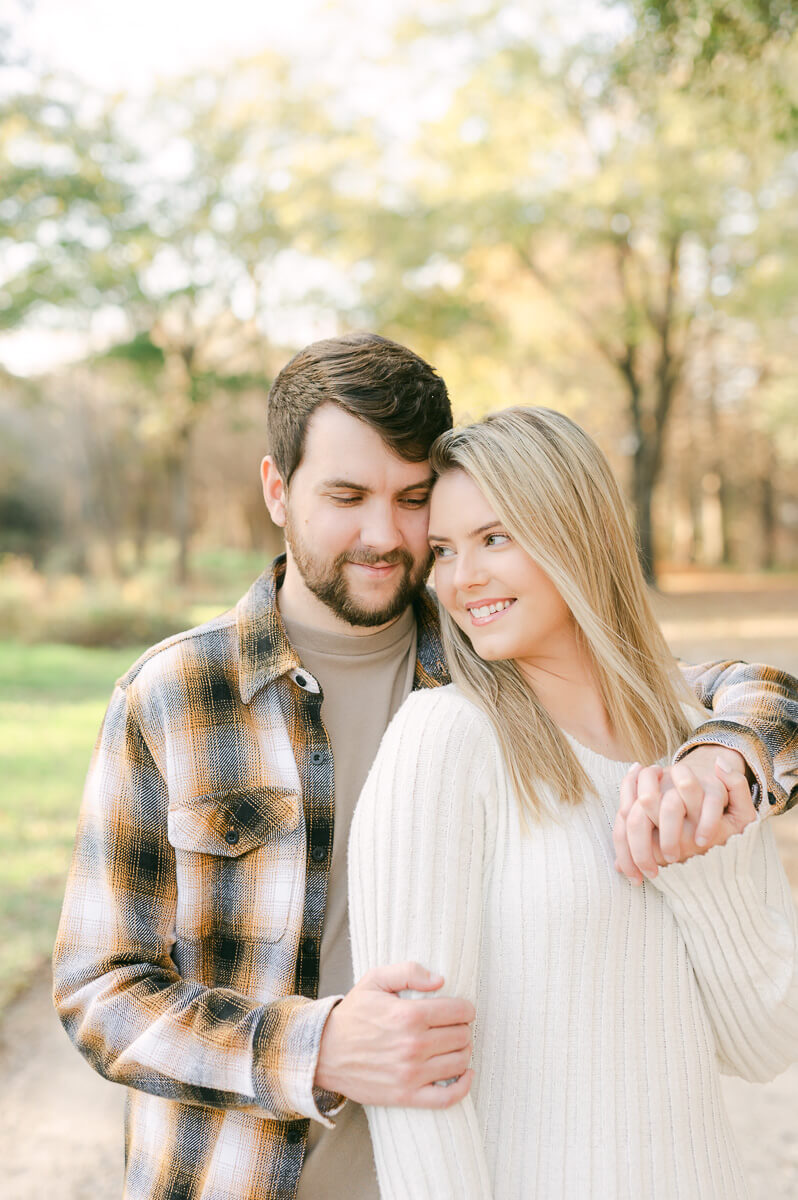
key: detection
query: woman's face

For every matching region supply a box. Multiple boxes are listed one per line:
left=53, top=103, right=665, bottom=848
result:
left=429, top=469, right=576, bottom=665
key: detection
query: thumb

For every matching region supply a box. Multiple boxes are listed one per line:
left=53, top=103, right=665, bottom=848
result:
left=364, top=961, right=444, bottom=994
left=714, top=758, right=756, bottom=829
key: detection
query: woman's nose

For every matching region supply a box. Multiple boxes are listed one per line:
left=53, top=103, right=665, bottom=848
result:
left=453, top=549, right=488, bottom=590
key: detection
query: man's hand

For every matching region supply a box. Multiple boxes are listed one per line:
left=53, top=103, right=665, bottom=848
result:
left=613, top=747, right=757, bottom=883
left=315, top=962, right=475, bottom=1109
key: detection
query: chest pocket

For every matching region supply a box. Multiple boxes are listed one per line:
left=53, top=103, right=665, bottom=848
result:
left=167, top=786, right=302, bottom=944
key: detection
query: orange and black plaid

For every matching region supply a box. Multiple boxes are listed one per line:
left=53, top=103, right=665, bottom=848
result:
left=53, top=556, right=797, bottom=1199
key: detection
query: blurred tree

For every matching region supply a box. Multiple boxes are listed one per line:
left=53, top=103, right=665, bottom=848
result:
left=83, top=53, right=377, bottom=581
left=0, top=59, right=147, bottom=333
left=375, top=0, right=797, bottom=580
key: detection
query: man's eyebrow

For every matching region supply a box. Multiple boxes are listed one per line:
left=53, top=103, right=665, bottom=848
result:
left=397, top=475, right=435, bottom=494
left=320, top=476, right=435, bottom=494
left=321, top=478, right=371, bottom=491
left=428, top=521, right=502, bottom=542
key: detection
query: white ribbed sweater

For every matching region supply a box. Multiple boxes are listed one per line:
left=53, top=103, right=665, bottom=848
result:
left=348, top=685, right=798, bottom=1200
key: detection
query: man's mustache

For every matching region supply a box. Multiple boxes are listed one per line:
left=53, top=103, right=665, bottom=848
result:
left=343, top=550, right=413, bottom=569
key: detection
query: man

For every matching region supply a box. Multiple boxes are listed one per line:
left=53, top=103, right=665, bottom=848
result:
left=53, top=332, right=797, bottom=1200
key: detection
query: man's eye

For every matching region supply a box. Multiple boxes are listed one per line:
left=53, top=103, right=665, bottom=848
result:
left=401, top=496, right=430, bottom=508
left=331, top=495, right=361, bottom=505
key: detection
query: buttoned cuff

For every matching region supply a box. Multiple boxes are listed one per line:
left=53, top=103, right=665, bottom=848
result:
left=673, top=720, right=777, bottom=815
left=252, top=994, right=346, bottom=1126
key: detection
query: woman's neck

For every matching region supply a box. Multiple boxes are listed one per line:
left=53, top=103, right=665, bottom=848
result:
left=515, top=641, right=633, bottom=761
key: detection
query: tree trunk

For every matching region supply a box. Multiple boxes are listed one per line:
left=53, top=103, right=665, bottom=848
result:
left=760, top=454, right=776, bottom=570
left=632, top=440, right=657, bottom=585
left=171, top=423, right=193, bottom=587
left=704, top=380, right=730, bottom=564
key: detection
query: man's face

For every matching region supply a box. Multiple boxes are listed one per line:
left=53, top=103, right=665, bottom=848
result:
left=275, top=404, right=434, bottom=628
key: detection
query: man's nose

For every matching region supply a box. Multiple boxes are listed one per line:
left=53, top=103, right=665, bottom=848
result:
left=360, top=505, right=403, bottom=555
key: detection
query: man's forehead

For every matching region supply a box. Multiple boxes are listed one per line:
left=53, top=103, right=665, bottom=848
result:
left=301, top=403, right=431, bottom=484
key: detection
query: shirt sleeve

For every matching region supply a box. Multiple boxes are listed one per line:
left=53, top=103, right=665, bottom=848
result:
left=675, top=660, right=798, bottom=815
left=650, top=819, right=798, bottom=1082
left=52, top=682, right=342, bottom=1125
left=348, top=690, right=497, bottom=1200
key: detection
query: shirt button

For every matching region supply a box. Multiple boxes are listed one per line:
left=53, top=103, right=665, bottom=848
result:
left=224, top=828, right=239, bottom=845
left=295, top=674, right=307, bottom=688
left=311, top=843, right=326, bottom=863
left=311, top=751, right=324, bottom=765
left=286, top=1128, right=304, bottom=1145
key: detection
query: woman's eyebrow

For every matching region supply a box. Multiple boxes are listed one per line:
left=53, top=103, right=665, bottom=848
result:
left=428, top=521, right=501, bottom=541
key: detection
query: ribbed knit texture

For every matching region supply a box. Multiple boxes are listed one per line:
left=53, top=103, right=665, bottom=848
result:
left=348, top=685, right=798, bottom=1199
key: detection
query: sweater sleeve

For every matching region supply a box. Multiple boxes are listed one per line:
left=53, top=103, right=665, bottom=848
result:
left=650, top=818, right=798, bottom=1082
left=348, top=688, right=496, bottom=1200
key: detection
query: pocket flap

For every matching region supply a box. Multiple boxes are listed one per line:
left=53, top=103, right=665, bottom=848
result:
left=168, top=786, right=301, bottom=857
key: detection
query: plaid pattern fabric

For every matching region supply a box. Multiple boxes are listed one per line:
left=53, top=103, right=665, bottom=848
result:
left=53, top=556, right=797, bottom=1200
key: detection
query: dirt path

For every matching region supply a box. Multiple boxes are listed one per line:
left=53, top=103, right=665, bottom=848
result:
left=2, top=966, right=798, bottom=1198
left=0, top=967, right=124, bottom=1199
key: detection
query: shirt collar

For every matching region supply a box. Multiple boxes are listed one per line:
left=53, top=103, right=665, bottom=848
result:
left=236, top=556, right=302, bottom=704
left=236, top=554, right=451, bottom=704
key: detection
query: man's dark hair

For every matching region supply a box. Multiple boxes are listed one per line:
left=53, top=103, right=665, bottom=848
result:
left=266, top=332, right=452, bottom=482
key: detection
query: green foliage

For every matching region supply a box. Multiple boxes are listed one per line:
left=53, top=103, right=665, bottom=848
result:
left=0, top=4, right=796, bottom=576
left=0, top=558, right=189, bottom=647
left=0, top=641, right=140, bottom=1006
left=100, top=332, right=166, bottom=372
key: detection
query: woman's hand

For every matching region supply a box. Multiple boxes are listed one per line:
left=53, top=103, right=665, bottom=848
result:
left=613, top=749, right=758, bottom=883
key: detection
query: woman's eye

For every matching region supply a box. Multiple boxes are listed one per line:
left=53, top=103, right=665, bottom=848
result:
left=486, top=533, right=510, bottom=546
left=430, top=544, right=453, bottom=558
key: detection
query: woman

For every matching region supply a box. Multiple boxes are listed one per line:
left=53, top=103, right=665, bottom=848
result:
left=348, top=406, right=798, bottom=1199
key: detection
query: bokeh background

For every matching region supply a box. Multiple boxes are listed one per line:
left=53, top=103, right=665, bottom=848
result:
left=1, top=0, right=797, bottom=1195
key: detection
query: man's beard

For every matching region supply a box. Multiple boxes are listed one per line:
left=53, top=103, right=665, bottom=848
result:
left=284, top=515, right=432, bottom=628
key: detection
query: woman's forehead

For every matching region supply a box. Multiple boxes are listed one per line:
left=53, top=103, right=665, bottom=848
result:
left=430, top=470, right=499, bottom=530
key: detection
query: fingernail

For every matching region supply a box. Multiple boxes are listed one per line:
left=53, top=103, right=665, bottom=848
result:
left=695, top=835, right=708, bottom=847
left=642, top=868, right=657, bottom=880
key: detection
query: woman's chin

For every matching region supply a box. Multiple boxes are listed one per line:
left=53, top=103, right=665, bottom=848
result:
left=465, top=633, right=515, bottom=663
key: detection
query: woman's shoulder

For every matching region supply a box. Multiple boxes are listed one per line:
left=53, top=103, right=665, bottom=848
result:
left=362, top=684, right=502, bottom=818
left=382, top=685, right=501, bottom=781
left=394, top=682, right=497, bottom=738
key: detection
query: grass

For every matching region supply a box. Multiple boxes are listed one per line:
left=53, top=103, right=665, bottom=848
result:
left=2, top=566, right=797, bottom=1014
left=0, top=548, right=275, bottom=1009
left=0, top=641, right=145, bottom=1009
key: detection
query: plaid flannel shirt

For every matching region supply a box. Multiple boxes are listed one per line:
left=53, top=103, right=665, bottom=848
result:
left=53, top=556, right=798, bottom=1200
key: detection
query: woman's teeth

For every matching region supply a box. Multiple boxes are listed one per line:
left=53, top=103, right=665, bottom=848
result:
left=470, top=600, right=514, bottom=618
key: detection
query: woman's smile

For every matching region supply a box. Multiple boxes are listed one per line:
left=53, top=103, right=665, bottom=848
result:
left=465, top=598, right=517, bottom=625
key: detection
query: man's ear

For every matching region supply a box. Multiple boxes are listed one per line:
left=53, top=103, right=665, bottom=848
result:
left=261, top=456, right=288, bottom=528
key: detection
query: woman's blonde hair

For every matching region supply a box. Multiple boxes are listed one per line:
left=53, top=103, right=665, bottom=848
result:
left=429, top=406, right=704, bottom=821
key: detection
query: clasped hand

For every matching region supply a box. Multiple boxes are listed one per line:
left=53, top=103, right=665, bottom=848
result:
left=613, top=745, right=758, bottom=884
left=315, top=962, right=475, bottom=1108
